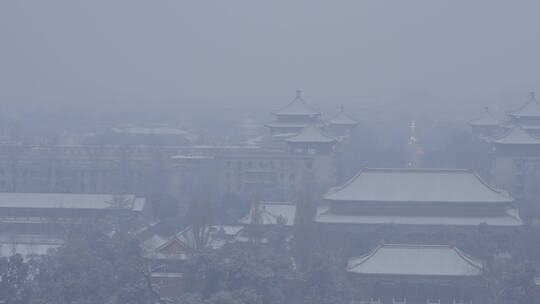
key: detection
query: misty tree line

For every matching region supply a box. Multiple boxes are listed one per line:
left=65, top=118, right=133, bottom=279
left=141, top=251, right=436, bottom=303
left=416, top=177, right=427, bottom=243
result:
left=1, top=196, right=540, bottom=304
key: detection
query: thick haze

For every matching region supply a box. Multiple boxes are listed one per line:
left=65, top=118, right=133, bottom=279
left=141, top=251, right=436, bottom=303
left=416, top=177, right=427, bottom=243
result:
left=2, top=0, right=540, bottom=118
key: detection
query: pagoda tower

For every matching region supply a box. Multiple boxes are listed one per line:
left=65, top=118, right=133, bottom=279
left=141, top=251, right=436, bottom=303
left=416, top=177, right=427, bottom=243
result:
left=285, top=125, right=338, bottom=196
left=490, top=126, right=540, bottom=199
left=266, top=90, right=322, bottom=138
left=508, top=92, right=540, bottom=136
left=324, top=105, right=359, bottom=138
left=469, top=107, right=503, bottom=138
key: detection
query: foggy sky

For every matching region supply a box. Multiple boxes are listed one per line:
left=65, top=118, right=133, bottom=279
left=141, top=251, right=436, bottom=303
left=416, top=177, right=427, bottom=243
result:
left=2, top=0, right=540, bottom=114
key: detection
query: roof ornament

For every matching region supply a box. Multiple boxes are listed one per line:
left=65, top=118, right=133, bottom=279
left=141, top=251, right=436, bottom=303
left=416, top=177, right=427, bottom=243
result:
left=531, top=91, right=536, bottom=101
left=484, top=106, right=490, bottom=113
left=340, top=105, right=345, bottom=112
left=295, top=89, right=302, bottom=99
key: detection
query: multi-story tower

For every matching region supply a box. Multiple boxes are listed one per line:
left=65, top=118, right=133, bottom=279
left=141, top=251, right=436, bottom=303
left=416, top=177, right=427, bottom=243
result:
left=491, top=126, right=540, bottom=200
left=265, top=90, right=322, bottom=137
left=469, top=107, right=503, bottom=138
left=285, top=125, right=337, bottom=195
left=470, top=93, right=540, bottom=202
left=324, top=106, right=359, bottom=138
left=508, top=92, right=540, bottom=136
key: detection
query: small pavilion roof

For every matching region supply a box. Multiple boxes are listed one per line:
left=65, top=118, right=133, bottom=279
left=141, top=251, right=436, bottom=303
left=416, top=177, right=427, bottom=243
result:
left=469, top=107, right=501, bottom=127
left=239, top=202, right=296, bottom=226
left=324, top=168, right=512, bottom=204
left=347, top=243, right=483, bottom=277
left=272, top=90, right=321, bottom=116
left=327, top=106, right=359, bottom=126
left=509, top=92, right=540, bottom=118
left=285, top=125, right=337, bottom=144
left=491, top=126, right=540, bottom=145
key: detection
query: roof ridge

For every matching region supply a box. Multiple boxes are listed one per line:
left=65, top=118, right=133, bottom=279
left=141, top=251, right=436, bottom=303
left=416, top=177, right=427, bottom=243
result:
left=272, top=91, right=321, bottom=116
left=469, top=107, right=501, bottom=126
left=382, top=243, right=453, bottom=248
left=327, top=109, right=359, bottom=125
left=510, top=92, right=540, bottom=116
left=363, top=168, right=473, bottom=173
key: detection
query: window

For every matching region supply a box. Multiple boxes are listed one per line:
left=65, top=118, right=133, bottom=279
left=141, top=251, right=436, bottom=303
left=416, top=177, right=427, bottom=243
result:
left=513, top=160, right=524, bottom=174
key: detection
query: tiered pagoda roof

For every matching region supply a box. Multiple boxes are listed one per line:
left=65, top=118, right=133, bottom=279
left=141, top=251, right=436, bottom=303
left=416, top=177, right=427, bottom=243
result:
left=239, top=201, right=296, bottom=226
left=469, top=107, right=501, bottom=127
left=327, top=106, right=359, bottom=126
left=285, top=125, right=337, bottom=144
left=347, top=243, right=483, bottom=277
left=491, top=126, right=540, bottom=145
left=272, top=90, right=321, bottom=117
left=509, top=92, right=540, bottom=118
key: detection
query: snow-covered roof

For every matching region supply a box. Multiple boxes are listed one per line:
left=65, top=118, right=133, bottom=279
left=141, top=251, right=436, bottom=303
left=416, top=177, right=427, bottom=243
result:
left=0, top=193, right=145, bottom=211
left=141, top=234, right=188, bottom=261
left=272, top=90, right=321, bottom=116
left=324, top=168, right=512, bottom=204
left=239, top=202, right=296, bottom=226
left=285, top=125, right=336, bottom=144
left=348, top=243, right=483, bottom=277
left=143, top=225, right=245, bottom=260
left=0, top=234, right=63, bottom=258
left=111, top=126, right=189, bottom=136
left=469, top=108, right=501, bottom=127
left=316, top=208, right=523, bottom=227
left=510, top=92, right=540, bottom=118
left=327, top=107, right=359, bottom=126
left=265, top=122, right=322, bottom=129
left=491, top=126, right=540, bottom=145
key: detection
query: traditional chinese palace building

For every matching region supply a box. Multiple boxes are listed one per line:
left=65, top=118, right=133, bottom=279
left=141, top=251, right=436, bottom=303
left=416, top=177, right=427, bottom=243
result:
left=469, top=107, right=503, bottom=138
left=470, top=92, right=540, bottom=211
left=348, top=243, right=484, bottom=304
left=317, top=168, right=522, bottom=240
left=265, top=90, right=324, bottom=138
